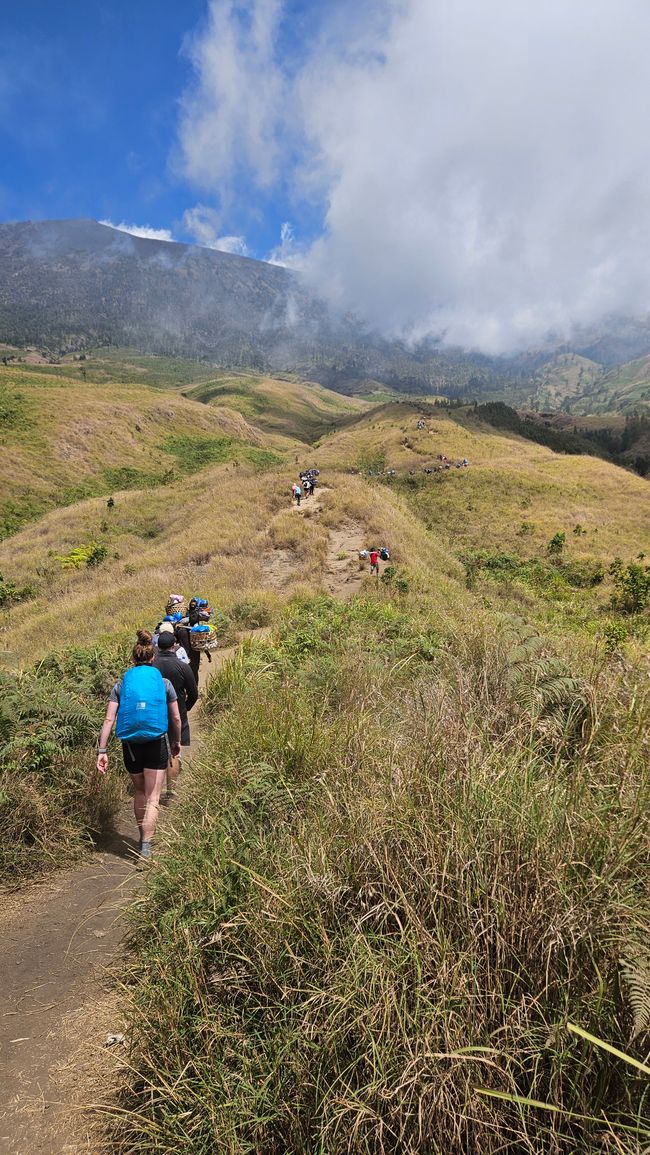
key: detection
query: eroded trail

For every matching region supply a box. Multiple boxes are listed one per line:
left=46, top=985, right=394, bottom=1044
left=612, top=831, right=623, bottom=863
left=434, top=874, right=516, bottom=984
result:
left=0, top=490, right=369, bottom=1153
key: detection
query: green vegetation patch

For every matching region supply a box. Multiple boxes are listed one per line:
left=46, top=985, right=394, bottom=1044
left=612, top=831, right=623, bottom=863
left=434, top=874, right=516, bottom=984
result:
left=161, top=432, right=281, bottom=474
left=0, top=641, right=128, bottom=883
left=0, top=382, right=33, bottom=436
left=0, top=494, right=48, bottom=541
left=459, top=548, right=605, bottom=594
left=0, top=572, right=37, bottom=607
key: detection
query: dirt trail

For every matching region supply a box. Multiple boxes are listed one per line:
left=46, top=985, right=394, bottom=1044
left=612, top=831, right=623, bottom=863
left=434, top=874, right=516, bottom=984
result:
left=267, top=487, right=368, bottom=599
left=0, top=487, right=369, bottom=1153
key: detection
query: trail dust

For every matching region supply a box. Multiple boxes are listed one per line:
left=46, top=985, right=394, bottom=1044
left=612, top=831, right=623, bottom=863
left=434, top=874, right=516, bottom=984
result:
left=0, top=488, right=369, bottom=1153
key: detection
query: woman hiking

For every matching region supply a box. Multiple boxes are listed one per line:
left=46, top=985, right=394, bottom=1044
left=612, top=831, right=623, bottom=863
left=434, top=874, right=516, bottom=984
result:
left=96, top=629, right=182, bottom=860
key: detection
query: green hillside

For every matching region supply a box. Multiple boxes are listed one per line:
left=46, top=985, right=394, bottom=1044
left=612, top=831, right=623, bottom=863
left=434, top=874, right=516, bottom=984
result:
left=0, top=356, right=366, bottom=539
left=0, top=360, right=648, bottom=1154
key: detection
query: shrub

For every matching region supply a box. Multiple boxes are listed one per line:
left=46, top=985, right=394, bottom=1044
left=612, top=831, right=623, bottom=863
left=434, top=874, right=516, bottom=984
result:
left=602, top=619, right=628, bottom=653
left=0, top=572, right=36, bottom=607
left=55, top=541, right=109, bottom=569
left=547, top=531, right=566, bottom=556
left=609, top=557, right=650, bottom=613
left=560, top=559, right=605, bottom=589
left=229, top=597, right=275, bottom=629
left=0, top=642, right=126, bottom=882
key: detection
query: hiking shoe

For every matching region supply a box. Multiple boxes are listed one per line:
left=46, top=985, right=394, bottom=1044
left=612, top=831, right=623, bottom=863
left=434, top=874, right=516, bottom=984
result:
left=136, top=840, right=152, bottom=867
left=160, top=790, right=175, bottom=807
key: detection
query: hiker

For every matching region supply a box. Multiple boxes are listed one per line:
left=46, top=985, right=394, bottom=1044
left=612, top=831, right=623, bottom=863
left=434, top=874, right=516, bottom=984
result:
left=303, top=477, right=312, bottom=498
left=175, top=598, right=212, bottom=682
left=156, top=620, right=190, bottom=664
left=369, top=547, right=380, bottom=576
left=96, top=629, right=181, bottom=860
left=293, top=482, right=302, bottom=507
left=154, top=629, right=198, bottom=804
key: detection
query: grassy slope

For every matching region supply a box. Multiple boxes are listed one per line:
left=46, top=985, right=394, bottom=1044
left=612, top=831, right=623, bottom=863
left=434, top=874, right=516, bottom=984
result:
left=531, top=352, right=603, bottom=409
left=569, top=353, right=650, bottom=414
left=1, top=365, right=649, bottom=1149
left=1, top=395, right=647, bottom=666
left=182, top=369, right=370, bottom=442
left=112, top=416, right=649, bottom=1152
left=317, top=401, right=649, bottom=558
left=0, top=362, right=294, bottom=537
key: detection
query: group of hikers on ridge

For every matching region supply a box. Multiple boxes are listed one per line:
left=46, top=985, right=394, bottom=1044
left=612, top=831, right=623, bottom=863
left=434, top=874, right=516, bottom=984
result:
left=96, top=594, right=216, bottom=861
left=291, top=468, right=320, bottom=506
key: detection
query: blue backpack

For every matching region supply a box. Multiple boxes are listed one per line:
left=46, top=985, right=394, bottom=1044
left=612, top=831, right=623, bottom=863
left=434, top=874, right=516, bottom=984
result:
left=115, top=666, right=168, bottom=742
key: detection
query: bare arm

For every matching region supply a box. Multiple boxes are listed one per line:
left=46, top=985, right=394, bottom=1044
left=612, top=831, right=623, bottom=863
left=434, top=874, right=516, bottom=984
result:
left=168, top=700, right=182, bottom=756
left=96, top=701, right=118, bottom=775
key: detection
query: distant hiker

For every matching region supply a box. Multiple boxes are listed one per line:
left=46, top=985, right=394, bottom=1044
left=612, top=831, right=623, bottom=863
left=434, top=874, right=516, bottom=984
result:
left=96, top=629, right=181, bottom=861
left=303, top=478, right=312, bottom=498
left=154, top=629, right=198, bottom=804
left=293, top=483, right=302, bottom=507
left=369, top=548, right=380, bottom=576
left=107, top=496, right=115, bottom=509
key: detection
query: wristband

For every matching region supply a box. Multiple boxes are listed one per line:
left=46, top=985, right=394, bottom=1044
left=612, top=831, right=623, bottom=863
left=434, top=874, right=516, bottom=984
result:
left=98, top=748, right=108, bottom=754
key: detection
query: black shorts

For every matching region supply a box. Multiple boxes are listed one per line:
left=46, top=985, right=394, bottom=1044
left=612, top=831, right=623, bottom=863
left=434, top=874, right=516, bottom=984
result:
left=122, top=735, right=170, bottom=774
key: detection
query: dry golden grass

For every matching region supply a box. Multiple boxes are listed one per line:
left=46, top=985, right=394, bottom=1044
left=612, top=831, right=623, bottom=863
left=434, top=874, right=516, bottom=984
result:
left=0, top=457, right=473, bottom=666
left=182, top=369, right=370, bottom=442
left=317, top=402, right=650, bottom=561
left=1, top=383, right=647, bottom=669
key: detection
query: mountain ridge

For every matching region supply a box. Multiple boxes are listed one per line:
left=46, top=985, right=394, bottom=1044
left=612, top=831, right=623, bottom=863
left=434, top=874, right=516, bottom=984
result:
left=1, top=217, right=650, bottom=412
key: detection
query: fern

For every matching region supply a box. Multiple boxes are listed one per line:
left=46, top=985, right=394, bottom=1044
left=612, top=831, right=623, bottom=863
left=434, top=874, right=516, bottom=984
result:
left=499, top=615, right=591, bottom=741
left=621, top=952, right=650, bottom=1039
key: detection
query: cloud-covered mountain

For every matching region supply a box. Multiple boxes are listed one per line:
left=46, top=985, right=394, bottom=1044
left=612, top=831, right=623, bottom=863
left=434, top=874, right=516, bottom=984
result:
left=0, top=218, right=508, bottom=391
left=1, top=218, right=650, bottom=413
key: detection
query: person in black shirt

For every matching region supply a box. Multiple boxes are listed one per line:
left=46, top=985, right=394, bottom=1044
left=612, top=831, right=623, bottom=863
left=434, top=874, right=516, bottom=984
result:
left=153, top=631, right=199, bottom=802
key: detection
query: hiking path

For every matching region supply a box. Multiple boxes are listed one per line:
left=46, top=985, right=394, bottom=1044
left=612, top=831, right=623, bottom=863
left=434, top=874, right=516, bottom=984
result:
left=0, top=488, right=369, bottom=1153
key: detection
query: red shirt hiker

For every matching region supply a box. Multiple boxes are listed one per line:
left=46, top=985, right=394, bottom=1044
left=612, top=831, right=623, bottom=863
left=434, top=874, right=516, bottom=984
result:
left=369, top=550, right=380, bottom=574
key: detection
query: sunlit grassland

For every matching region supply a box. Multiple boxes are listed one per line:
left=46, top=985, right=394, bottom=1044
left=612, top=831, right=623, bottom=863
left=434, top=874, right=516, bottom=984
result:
left=0, top=463, right=289, bottom=663
left=182, top=369, right=370, bottom=443
left=0, top=459, right=472, bottom=666
left=0, top=362, right=298, bottom=538
left=317, top=402, right=649, bottom=558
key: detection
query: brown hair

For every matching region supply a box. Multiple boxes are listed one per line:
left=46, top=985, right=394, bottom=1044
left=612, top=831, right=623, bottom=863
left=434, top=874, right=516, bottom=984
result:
left=132, top=628, right=154, bottom=665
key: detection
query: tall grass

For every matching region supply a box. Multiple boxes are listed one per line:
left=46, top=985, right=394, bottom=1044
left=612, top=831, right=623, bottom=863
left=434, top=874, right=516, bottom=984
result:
left=0, top=641, right=127, bottom=883
left=117, top=593, right=649, bottom=1153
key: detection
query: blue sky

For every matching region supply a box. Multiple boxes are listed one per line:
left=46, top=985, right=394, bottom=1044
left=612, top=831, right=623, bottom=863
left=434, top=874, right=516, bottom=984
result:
left=2, top=1, right=650, bottom=352
left=0, top=0, right=319, bottom=257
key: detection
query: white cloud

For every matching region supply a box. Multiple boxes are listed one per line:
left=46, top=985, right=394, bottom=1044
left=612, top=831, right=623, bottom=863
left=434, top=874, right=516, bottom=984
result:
left=179, top=0, right=650, bottom=352
left=212, top=234, right=249, bottom=256
left=100, top=219, right=175, bottom=242
left=178, top=0, right=286, bottom=200
left=181, top=204, right=248, bottom=254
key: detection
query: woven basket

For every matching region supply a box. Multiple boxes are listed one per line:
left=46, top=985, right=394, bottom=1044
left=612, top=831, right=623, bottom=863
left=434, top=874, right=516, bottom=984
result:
left=189, top=627, right=218, bottom=652
left=166, top=597, right=186, bottom=616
